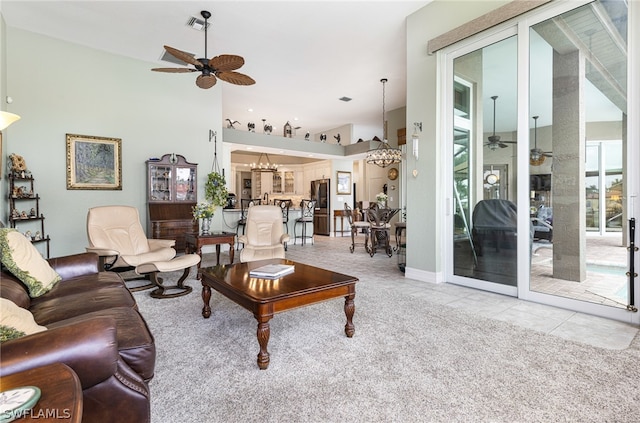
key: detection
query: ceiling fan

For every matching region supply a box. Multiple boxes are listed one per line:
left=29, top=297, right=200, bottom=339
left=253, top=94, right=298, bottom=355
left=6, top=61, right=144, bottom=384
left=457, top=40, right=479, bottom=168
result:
left=530, top=115, right=553, bottom=166
left=151, top=10, right=255, bottom=89
left=485, top=95, right=517, bottom=151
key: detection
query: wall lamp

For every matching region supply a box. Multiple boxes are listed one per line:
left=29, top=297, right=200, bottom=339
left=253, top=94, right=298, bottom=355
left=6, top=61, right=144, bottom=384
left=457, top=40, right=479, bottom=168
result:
left=411, top=122, right=422, bottom=161
left=0, top=111, right=21, bottom=131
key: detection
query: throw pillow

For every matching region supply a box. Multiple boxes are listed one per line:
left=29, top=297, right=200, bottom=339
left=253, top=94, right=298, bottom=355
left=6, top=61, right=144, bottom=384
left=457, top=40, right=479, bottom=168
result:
left=0, top=228, right=61, bottom=297
left=0, top=298, right=47, bottom=342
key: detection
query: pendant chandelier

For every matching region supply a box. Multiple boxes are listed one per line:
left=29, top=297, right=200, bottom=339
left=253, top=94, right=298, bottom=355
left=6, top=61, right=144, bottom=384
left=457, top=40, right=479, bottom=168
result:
left=251, top=153, right=278, bottom=172
left=366, top=78, right=402, bottom=168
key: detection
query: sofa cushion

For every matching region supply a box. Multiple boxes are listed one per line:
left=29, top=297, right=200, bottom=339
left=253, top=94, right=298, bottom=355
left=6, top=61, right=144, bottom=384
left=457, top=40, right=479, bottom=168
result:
left=0, top=228, right=61, bottom=297
left=29, top=282, right=137, bottom=326
left=0, top=298, right=47, bottom=342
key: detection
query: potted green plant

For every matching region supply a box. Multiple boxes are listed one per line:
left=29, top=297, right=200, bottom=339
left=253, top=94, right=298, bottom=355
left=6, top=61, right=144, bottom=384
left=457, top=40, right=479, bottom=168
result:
left=192, top=172, right=229, bottom=235
left=204, top=171, right=229, bottom=207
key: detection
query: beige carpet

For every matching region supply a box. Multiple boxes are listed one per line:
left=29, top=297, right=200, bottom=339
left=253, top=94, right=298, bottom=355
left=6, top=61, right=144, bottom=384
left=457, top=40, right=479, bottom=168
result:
left=133, top=236, right=640, bottom=422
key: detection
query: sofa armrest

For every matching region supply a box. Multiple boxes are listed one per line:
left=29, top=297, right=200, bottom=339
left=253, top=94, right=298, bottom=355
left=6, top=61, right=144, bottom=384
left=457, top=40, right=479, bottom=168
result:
left=0, top=317, right=119, bottom=390
left=47, top=252, right=100, bottom=280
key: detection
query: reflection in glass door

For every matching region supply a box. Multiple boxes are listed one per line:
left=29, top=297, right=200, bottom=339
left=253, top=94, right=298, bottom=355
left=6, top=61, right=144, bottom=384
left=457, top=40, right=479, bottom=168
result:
left=452, top=35, right=519, bottom=290
left=528, top=0, right=630, bottom=309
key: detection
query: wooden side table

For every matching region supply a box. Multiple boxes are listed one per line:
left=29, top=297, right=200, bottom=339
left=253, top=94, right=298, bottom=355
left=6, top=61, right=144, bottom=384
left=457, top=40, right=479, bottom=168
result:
left=333, top=209, right=347, bottom=237
left=0, top=362, right=83, bottom=422
left=184, top=231, right=235, bottom=279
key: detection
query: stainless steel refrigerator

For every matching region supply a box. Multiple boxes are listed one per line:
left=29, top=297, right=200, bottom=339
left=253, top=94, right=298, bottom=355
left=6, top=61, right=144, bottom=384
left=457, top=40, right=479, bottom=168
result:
left=311, top=179, right=330, bottom=235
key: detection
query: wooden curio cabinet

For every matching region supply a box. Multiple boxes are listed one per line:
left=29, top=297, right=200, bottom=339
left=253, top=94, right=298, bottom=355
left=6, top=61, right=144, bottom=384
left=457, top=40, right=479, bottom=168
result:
left=147, top=154, right=198, bottom=252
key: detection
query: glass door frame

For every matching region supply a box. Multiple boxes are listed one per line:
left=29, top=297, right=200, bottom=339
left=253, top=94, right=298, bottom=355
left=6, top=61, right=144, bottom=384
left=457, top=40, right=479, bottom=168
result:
left=440, top=0, right=639, bottom=324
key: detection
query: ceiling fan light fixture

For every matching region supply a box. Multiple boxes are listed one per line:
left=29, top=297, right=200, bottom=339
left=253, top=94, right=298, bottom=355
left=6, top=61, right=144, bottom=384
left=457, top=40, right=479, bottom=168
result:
left=152, top=10, right=255, bottom=89
left=366, top=78, right=402, bottom=168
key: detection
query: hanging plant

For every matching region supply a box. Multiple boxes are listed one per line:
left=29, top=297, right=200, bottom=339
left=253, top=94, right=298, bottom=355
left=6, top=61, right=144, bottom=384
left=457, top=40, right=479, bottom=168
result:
left=204, top=171, right=228, bottom=208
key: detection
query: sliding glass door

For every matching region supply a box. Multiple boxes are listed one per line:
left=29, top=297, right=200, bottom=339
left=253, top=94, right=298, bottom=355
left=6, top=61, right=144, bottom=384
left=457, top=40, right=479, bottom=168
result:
left=527, top=0, right=632, bottom=313
left=451, top=35, right=519, bottom=294
left=444, top=0, right=637, bottom=322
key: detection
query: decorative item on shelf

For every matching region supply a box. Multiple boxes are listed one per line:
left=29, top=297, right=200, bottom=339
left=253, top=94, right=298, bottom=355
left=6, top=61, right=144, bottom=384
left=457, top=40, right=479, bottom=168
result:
left=9, top=153, right=30, bottom=179
left=376, top=192, right=388, bottom=209
left=283, top=121, right=293, bottom=138
left=192, top=202, right=216, bottom=235
left=250, top=153, right=278, bottom=173
left=247, top=122, right=255, bottom=132
left=305, top=132, right=310, bottom=141
left=334, top=134, right=341, bottom=145
left=366, top=78, right=402, bottom=168
left=320, top=134, right=326, bottom=143
left=262, top=119, right=272, bottom=135
left=226, top=118, right=239, bottom=129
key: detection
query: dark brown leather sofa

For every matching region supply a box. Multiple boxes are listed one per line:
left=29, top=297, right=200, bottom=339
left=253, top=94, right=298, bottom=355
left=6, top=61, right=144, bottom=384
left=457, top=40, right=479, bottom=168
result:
left=1, top=253, right=155, bottom=423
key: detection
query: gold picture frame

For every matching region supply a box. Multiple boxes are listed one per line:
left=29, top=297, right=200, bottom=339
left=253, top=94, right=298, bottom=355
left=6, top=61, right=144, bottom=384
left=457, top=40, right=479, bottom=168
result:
left=66, top=133, right=122, bottom=190
left=337, top=171, right=351, bottom=195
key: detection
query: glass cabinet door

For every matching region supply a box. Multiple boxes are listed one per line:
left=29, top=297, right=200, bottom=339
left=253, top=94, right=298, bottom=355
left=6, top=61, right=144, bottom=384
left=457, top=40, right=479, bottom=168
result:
left=150, top=165, right=172, bottom=201
left=175, top=167, right=196, bottom=201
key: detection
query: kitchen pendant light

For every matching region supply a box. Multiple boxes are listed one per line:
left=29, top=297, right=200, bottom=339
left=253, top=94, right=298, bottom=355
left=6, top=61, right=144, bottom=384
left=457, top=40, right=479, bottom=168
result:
left=250, top=152, right=278, bottom=172
left=366, top=78, right=402, bottom=168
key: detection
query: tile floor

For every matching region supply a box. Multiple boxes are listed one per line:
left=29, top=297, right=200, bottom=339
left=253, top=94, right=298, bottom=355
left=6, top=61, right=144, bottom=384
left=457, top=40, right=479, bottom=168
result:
left=214, top=231, right=638, bottom=351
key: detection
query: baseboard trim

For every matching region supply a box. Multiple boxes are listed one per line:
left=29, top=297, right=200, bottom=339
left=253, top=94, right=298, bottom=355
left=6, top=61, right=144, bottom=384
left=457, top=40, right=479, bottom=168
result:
left=405, top=267, right=444, bottom=284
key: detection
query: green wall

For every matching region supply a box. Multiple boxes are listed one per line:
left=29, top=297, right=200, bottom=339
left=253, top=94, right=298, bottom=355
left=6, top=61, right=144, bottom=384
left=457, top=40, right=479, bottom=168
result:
left=3, top=26, right=225, bottom=257
left=405, top=1, right=508, bottom=281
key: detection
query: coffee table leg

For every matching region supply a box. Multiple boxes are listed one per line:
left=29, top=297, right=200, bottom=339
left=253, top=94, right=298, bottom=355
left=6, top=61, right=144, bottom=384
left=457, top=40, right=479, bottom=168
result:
left=202, top=285, right=212, bottom=318
left=256, top=315, right=272, bottom=370
left=344, top=293, right=355, bottom=337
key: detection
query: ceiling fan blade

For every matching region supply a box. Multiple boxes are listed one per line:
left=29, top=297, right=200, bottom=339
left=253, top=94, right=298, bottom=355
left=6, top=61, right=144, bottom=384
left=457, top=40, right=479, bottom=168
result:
left=196, top=74, right=217, bottom=89
left=151, top=67, right=197, bottom=73
left=217, top=71, right=256, bottom=86
left=209, top=54, right=245, bottom=72
left=164, top=45, right=201, bottom=67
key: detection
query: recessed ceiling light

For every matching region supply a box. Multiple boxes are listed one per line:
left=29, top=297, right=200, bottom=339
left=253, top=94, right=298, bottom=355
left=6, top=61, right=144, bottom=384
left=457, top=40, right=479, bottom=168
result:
left=246, top=147, right=253, bottom=150
left=248, top=108, right=253, bottom=112
left=339, top=96, right=352, bottom=102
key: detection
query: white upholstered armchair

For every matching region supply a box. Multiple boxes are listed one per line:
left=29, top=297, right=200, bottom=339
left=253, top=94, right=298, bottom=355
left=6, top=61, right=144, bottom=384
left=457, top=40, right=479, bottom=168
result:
left=238, top=205, right=290, bottom=263
left=86, top=205, right=200, bottom=298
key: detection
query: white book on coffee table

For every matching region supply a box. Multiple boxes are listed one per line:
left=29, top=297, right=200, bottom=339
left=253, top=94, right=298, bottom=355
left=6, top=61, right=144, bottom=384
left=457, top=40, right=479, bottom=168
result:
left=249, top=264, right=295, bottom=279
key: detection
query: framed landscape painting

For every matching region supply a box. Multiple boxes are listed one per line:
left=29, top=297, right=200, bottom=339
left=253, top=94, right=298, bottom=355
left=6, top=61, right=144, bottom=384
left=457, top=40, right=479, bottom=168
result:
left=337, top=171, right=351, bottom=195
left=66, top=133, right=122, bottom=190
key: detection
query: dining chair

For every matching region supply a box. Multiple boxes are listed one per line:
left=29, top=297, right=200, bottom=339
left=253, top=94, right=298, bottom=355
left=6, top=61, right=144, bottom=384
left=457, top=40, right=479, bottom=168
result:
left=344, top=203, right=370, bottom=253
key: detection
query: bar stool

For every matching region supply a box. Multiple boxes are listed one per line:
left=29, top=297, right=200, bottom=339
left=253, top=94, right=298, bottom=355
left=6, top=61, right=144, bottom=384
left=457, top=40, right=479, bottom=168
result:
left=236, top=198, right=261, bottom=249
left=273, top=199, right=292, bottom=250
left=294, top=199, right=316, bottom=245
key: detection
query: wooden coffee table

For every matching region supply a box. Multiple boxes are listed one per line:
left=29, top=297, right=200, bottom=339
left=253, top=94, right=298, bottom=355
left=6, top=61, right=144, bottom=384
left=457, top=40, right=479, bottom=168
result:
left=200, top=258, right=357, bottom=369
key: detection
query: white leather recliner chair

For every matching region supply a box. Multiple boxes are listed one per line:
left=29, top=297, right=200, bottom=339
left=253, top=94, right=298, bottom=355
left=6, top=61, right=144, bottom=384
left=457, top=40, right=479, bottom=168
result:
left=86, top=205, right=200, bottom=298
left=237, top=205, right=290, bottom=263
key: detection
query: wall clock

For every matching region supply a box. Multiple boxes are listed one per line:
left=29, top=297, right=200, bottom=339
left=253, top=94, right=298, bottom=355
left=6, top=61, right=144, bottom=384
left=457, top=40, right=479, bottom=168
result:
left=387, top=168, right=398, bottom=180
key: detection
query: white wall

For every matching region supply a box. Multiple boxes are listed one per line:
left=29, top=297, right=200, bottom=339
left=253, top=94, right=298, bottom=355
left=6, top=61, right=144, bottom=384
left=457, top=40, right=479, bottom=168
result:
left=4, top=27, right=223, bottom=257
